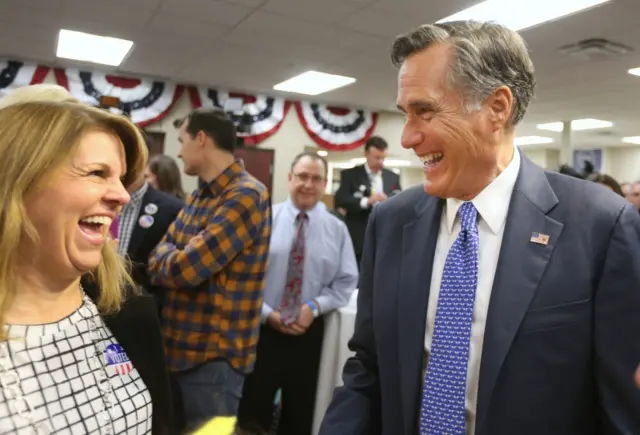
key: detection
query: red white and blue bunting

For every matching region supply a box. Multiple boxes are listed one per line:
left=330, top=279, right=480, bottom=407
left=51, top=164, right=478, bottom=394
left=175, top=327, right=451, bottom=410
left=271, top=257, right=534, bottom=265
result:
left=294, top=101, right=378, bottom=151
left=188, top=87, right=290, bottom=146
left=0, top=60, right=49, bottom=99
left=54, top=69, right=183, bottom=127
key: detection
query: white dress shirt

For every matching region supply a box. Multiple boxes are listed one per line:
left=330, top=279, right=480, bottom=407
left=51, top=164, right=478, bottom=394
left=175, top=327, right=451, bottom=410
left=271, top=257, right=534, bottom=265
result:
left=360, top=163, right=384, bottom=209
left=261, top=199, right=359, bottom=321
left=424, top=147, right=520, bottom=435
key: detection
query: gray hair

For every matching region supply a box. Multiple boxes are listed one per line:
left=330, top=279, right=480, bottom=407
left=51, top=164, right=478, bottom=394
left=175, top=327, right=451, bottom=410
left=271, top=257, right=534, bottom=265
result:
left=391, top=21, right=535, bottom=126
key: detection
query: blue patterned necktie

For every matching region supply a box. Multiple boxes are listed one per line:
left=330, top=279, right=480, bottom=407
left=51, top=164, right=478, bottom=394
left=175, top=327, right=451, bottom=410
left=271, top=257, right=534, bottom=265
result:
left=420, top=201, right=479, bottom=435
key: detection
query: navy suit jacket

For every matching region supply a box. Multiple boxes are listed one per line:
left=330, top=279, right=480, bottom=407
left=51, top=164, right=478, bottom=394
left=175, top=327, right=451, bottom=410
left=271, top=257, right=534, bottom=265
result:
left=127, top=187, right=183, bottom=307
left=319, top=155, right=640, bottom=435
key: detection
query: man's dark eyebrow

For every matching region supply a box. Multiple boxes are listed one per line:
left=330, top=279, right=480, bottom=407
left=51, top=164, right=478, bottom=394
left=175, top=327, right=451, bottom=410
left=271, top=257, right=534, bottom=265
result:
left=397, top=99, right=439, bottom=113
left=409, top=99, right=438, bottom=111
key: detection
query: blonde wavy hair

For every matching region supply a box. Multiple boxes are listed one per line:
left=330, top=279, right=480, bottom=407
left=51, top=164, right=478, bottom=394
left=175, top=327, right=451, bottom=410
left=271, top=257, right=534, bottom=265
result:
left=0, top=101, right=148, bottom=332
left=0, top=84, right=78, bottom=108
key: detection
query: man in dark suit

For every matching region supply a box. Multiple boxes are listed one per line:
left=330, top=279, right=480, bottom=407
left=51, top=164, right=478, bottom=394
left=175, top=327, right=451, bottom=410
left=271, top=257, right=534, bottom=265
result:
left=320, top=21, right=640, bottom=435
left=116, top=175, right=184, bottom=310
left=334, top=137, right=401, bottom=267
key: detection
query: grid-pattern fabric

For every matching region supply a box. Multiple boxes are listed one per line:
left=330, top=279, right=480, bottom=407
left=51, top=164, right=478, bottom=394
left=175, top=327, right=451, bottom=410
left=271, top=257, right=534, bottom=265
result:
left=117, top=182, right=148, bottom=255
left=421, top=202, right=479, bottom=435
left=0, top=296, right=153, bottom=434
left=148, top=161, right=272, bottom=374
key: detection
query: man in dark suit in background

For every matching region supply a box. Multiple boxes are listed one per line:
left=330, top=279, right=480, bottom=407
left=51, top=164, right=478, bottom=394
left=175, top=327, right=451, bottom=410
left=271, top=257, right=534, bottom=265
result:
left=320, top=20, right=640, bottom=435
left=117, top=173, right=184, bottom=311
left=335, top=136, right=401, bottom=267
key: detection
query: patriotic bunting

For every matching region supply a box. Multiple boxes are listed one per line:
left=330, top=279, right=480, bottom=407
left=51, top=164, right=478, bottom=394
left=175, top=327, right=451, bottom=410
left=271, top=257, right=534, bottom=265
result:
left=188, top=87, right=290, bottom=146
left=294, top=101, right=378, bottom=151
left=0, top=60, right=49, bottom=99
left=54, top=69, right=183, bottom=127
left=0, top=58, right=380, bottom=148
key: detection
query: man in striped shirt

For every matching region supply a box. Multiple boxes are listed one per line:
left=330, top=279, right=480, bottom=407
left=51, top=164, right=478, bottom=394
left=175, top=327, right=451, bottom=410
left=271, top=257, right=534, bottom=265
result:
left=148, top=109, right=271, bottom=431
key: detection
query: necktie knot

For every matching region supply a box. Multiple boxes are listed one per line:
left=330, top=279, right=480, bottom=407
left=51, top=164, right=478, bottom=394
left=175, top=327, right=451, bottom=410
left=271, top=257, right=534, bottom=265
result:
left=458, top=202, right=478, bottom=233
left=296, top=212, right=307, bottom=223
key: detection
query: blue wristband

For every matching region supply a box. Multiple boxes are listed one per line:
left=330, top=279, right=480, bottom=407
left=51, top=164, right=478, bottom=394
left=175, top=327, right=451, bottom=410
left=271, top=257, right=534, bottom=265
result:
left=307, top=300, right=320, bottom=317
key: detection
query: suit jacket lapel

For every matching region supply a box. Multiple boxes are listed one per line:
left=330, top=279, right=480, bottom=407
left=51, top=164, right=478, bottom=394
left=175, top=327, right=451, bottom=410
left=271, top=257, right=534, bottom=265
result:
left=475, top=156, right=564, bottom=434
left=398, top=195, right=443, bottom=433
left=127, top=189, right=153, bottom=259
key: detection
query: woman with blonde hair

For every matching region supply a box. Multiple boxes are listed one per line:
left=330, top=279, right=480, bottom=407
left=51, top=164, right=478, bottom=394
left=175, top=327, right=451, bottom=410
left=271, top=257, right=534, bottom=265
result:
left=0, top=83, right=78, bottom=108
left=0, top=101, right=174, bottom=434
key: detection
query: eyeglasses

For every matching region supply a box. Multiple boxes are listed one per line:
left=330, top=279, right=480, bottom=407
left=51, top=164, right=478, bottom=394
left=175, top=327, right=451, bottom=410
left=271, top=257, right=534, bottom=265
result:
left=293, top=173, right=326, bottom=184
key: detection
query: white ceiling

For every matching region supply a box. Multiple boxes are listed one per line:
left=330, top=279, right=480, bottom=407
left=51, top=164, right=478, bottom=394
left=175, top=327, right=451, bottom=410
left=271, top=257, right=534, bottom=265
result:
left=1, top=0, right=640, bottom=147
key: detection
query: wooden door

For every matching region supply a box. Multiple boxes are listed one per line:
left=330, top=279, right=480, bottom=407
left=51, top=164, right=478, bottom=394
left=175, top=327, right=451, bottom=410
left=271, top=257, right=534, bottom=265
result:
left=235, top=147, right=274, bottom=198
left=143, top=131, right=165, bottom=156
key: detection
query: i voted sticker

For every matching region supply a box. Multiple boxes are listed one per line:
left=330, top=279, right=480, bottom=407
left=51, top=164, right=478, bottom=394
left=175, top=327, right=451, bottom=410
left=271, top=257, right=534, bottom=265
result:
left=138, top=214, right=154, bottom=229
left=144, top=203, right=158, bottom=215
left=105, top=344, right=132, bottom=375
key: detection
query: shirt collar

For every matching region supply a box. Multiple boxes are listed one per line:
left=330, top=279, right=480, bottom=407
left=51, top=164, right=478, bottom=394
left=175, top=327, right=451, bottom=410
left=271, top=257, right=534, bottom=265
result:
left=130, top=181, right=148, bottom=203
left=202, top=160, right=245, bottom=197
left=364, top=162, right=378, bottom=176
left=285, top=198, right=323, bottom=222
left=445, top=146, right=520, bottom=235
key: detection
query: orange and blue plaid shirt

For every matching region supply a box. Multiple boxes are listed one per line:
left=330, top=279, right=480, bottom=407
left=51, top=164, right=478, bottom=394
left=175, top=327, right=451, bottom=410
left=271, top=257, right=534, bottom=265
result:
left=148, top=161, right=271, bottom=373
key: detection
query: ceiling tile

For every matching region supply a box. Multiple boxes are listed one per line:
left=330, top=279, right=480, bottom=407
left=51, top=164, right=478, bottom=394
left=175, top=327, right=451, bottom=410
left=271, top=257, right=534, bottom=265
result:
left=215, top=0, right=265, bottom=7
left=146, top=12, right=230, bottom=40
left=61, top=0, right=156, bottom=27
left=335, top=7, right=427, bottom=38
left=369, top=0, right=477, bottom=22
left=159, top=0, right=253, bottom=27
left=261, top=0, right=364, bottom=25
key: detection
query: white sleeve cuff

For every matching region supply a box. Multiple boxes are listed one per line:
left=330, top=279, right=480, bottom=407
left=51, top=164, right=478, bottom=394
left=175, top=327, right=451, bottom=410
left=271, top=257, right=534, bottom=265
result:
left=360, top=197, right=369, bottom=209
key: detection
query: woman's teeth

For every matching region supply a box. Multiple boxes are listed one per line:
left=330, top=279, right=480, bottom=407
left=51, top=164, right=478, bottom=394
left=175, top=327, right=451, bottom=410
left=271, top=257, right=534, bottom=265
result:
left=80, top=216, right=113, bottom=226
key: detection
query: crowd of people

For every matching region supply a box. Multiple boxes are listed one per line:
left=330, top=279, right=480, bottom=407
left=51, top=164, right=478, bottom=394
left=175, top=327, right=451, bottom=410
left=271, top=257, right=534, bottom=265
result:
left=0, top=17, right=639, bottom=435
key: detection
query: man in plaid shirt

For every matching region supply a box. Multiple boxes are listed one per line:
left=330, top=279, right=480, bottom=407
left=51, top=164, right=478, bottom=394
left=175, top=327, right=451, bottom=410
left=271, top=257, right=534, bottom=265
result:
left=148, top=108, right=271, bottom=431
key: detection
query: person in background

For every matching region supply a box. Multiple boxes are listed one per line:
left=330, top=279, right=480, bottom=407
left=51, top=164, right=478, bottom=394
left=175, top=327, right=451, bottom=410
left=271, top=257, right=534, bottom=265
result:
left=148, top=108, right=271, bottom=432
left=334, top=136, right=402, bottom=268
left=621, top=182, right=630, bottom=199
left=115, top=166, right=184, bottom=314
left=145, top=154, right=186, bottom=200
left=320, top=20, right=640, bottom=435
left=236, top=152, right=358, bottom=435
left=0, top=100, right=174, bottom=434
left=591, top=173, right=624, bottom=197
left=557, top=164, right=584, bottom=179
left=628, top=181, right=640, bottom=210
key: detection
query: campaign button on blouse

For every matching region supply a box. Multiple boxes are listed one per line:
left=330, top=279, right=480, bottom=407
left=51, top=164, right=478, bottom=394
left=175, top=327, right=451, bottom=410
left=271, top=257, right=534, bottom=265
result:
left=105, top=343, right=132, bottom=375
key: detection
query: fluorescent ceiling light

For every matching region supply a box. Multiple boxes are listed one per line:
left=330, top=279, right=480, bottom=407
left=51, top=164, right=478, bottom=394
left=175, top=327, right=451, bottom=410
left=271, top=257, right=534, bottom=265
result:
left=514, top=136, right=554, bottom=146
left=273, top=71, right=355, bottom=95
left=628, top=67, right=640, bottom=76
left=622, top=136, right=640, bottom=145
left=57, top=29, right=134, bottom=66
left=438, top=0, right=612, bottom=32
left=537, top=118, right=613, bottom=132
left=317, top=150, right=328, bottom=156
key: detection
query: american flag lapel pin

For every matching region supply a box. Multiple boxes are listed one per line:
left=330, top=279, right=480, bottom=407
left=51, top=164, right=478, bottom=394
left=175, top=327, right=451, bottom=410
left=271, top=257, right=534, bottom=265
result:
left=530, top=232, right=550, bottom=245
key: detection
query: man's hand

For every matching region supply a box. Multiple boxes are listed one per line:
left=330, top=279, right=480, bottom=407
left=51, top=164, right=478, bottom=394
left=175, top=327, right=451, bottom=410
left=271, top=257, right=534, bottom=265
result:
left=294, top=304, right=315, bottom=330
left=267, top=311, right=305, bottom=335
left=635, top=365, right=640, bottom=388
left=367, top=192, right=387, bottom=206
